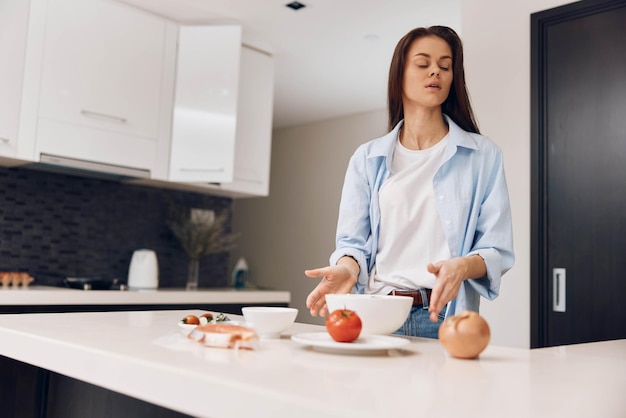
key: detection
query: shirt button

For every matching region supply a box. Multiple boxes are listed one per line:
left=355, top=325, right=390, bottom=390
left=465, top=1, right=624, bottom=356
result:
left=438, top=195, right=444, bottom=200
left=445, top=220, right=451, bottom=225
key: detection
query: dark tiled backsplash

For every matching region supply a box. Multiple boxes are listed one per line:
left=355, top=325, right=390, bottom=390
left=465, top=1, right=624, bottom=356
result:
left=0, top=166, right=232, bottom=288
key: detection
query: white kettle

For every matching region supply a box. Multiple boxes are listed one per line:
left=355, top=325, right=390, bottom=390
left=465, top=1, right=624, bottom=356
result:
left=128, top=249, right=159, bottom=289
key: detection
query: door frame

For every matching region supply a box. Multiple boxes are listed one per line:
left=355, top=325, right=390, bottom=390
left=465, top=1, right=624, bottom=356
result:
left=530, top=0, right=626, bottom=348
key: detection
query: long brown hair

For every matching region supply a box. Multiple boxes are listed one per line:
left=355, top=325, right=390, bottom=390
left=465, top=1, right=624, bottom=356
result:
left=387, top=26, right=479, bottom=134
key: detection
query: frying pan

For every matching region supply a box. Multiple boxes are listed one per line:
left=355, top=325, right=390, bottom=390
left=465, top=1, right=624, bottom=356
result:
left=64, top=277, right=119, bottom=290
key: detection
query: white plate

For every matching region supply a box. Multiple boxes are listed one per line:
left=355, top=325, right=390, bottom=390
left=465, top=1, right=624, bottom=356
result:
left=291, top=332, right=410, bottom=355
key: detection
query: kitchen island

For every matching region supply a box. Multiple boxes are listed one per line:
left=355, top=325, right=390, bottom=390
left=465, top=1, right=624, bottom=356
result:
left=0, top=310, right=624, bottom=418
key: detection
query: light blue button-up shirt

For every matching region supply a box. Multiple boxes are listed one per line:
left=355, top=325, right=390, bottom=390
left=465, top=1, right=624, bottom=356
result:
left=329, top=115, right=515, bottom=316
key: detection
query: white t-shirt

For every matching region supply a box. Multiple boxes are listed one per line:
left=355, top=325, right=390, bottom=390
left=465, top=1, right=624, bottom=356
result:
left=366, top=134, right=451, bottom=295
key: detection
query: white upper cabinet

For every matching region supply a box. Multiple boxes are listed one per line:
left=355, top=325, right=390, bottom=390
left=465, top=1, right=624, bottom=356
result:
left=135, top=39, right=275, bottom=198
left=167, top=25, right=242, bottom=183
left=39, top=0, right=166, bottom=140
left=0, top=0, right=29, bottom=159
left=219, top=46, right=274, bottom=197
left=177, top=44, right=274, bottom=198
left=16, top=0, right=177, bottom=178
left=1, top=0, right=274, bottom=197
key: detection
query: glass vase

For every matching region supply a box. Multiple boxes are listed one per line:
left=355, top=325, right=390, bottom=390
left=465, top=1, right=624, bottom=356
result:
left=186, top=258, right=200, bottom=291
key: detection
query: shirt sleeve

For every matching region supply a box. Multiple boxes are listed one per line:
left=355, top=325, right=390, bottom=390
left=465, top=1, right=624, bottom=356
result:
left=464, top=145, right=515, bottom=301
left=329, top=147, right=374, bottom=293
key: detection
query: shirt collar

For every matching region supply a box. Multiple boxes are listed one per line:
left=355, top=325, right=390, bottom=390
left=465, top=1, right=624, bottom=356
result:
left=445, top=114, right=479, bottom=150
left=368, top=114, right=479, bottom=162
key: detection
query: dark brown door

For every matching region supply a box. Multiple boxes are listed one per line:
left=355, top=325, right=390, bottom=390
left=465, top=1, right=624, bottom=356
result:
left=531, top=0, right=626, bottom=347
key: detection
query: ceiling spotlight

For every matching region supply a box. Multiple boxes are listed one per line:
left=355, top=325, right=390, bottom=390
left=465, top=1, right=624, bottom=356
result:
left=285, top=2, right=306, bottom=11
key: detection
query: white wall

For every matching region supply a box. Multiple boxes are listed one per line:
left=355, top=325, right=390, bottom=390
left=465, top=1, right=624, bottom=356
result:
left=234, top=0, right=575, bottom=347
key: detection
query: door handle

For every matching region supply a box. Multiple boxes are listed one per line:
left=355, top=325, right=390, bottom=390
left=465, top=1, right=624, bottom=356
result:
left=553, top=268, right=566, bottom=312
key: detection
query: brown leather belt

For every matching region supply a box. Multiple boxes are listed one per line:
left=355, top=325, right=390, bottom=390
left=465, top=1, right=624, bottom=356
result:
left=389, top=289, right=432, bottom=306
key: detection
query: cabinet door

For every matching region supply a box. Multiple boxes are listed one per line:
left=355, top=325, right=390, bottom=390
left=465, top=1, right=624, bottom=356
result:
left=0, top=0, right=29, bottom=158
left=195, top=46, right=274, bottom=198
left=38, top=0, right=166, bottom=140
left=226, top=46, right=275, bottom=196
left=169, top=25, right=242, bottom=183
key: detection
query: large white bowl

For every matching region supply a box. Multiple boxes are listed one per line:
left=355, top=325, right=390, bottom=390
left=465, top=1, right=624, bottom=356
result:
left=241, top=306, right=298, bottom=338
left=325, top=294, right=412, bottom=335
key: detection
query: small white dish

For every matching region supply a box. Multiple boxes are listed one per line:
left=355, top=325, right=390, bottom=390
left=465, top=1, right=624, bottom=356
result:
left=178, top=322, right=198, bottom=335
left=291, top=332, right=410, bottom=355
left=241, top=306, right=298, bottom=338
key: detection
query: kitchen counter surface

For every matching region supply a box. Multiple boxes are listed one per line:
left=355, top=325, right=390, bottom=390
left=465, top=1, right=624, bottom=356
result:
left=0, top=287, right=290, bottom=306
left=0, top=310, right=624, bottom=418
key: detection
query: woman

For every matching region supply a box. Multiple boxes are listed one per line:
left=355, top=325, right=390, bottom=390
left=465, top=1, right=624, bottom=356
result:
left=304, top=26, right=514, bottom=338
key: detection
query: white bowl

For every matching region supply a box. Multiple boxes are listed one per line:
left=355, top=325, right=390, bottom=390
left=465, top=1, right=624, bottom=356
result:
left=325, top=294, right=412, bottom=335
left=241, top=306, right=298, bottom=338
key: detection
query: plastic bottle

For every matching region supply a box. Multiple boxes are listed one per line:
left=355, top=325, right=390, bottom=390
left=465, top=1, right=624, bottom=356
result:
left=231, top=257, right=249, bottom=289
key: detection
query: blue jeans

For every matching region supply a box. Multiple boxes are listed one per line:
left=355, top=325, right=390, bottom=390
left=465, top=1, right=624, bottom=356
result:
left=393, top=306, right=445, bottom=339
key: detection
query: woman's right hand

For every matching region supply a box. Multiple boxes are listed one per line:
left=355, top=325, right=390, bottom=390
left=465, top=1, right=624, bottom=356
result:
left=304, top=259, right=358, bottom=317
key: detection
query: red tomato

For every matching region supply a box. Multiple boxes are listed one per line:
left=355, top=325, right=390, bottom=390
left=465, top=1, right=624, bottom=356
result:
left=182, top=315, right=200, bottom=325
left=326, top=309, right=362, bottom=342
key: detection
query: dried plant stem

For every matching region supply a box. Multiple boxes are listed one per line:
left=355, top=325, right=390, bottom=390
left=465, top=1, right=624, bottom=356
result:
left=167, top=209, right=239, bottom=260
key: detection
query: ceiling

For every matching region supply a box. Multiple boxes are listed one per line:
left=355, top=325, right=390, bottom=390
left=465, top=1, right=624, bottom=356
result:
left=117, top=0, right=462, bottom=129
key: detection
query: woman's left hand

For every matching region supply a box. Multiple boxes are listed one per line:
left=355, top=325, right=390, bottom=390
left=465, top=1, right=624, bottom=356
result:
left=426, top=255, right=486, bottom=322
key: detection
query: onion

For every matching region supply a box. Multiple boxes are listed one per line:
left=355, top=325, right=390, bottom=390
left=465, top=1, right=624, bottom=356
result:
left=438, top=310, right=490, bottom=359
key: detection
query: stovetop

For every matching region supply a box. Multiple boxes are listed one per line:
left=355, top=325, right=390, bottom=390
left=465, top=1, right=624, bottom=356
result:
left=26, top=275, right=130, bottom=291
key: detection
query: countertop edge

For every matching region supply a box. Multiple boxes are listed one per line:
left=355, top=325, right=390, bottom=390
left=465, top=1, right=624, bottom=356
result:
left=0, top=288, right=291, bottom=306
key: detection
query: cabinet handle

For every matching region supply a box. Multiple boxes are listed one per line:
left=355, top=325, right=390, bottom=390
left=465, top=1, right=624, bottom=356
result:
left=0, top=137, right=10, bottom=144
left=81, top=109, right=127, bottom=124
left=179, top=168, right=225, bottom=173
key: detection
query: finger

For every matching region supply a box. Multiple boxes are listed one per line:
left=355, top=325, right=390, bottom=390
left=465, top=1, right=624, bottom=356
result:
left=307, top=286, right=327, bottom=315
left=427, top=262, right=440, bottom=274
left=304, top=266, right=331, bottom=278
left=429, top=310, right=439, bottom=322
left=304, top=269, right=320, bottom=278
left=308, top=296, right=321, bottom=316
left=429, top=287, right=451, bottom=323
left=428, top=285, right=442, bottom=316
left=311, top=297, right=327, bottom=317
left=306, top=289, right=324, bottom=309
left=319, top=302, right=329, bottom=317
left=429, top=280, right=440, bottom=300
left=306, top=287, right=323, bottom=310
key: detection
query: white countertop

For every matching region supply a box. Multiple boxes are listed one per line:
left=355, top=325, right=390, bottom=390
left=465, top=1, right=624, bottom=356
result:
left=0, top=286, right=290, bottom=305
left=0, top=310, right=624, bottom=418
